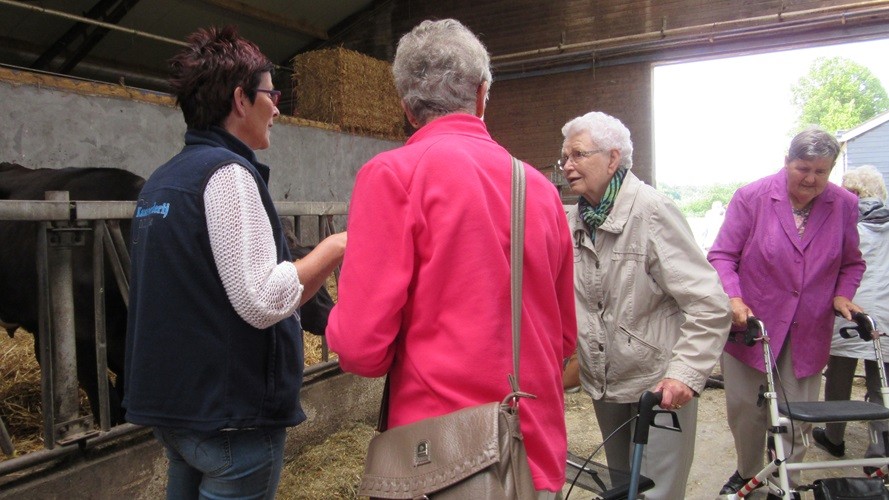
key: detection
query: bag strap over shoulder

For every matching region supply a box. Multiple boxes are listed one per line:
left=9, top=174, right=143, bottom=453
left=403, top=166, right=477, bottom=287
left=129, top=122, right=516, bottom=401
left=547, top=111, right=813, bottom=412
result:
left=377, top=155, right=528, bottom=432
left=509, top=156, right=526, bottom=394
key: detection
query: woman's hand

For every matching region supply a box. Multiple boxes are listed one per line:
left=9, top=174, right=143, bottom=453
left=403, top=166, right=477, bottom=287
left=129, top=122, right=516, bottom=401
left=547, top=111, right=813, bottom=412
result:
left=562, top=352, right=580, bottom=390
left=319, top=231, right=347, bottom=255
left=654, top=378, right=694, bottom=410
left=729, top=297, right=752, bottom=329
left=295, top=231, right=347, bottom=306
left=833, top=295, right=863, bottom=321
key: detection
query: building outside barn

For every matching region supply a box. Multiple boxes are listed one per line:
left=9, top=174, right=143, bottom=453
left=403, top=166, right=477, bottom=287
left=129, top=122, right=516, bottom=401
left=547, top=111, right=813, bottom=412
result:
left=839, top=110, right=889, bottom=189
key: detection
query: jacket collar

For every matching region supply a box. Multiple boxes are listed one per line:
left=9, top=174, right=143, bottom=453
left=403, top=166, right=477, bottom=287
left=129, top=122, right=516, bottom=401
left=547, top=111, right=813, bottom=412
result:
left=185, top=126, right=271, bottom=185
left=599, top=170, right=640, bottom=234
left=568, top=170, right=640, bottom=248
left=769, top=169, right=836, bottom=252
left=406, top=113, right=491, bottom=145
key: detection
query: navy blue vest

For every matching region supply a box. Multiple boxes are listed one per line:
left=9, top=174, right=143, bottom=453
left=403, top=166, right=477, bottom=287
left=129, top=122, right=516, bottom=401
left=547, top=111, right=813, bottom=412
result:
left=124, top=127, right=305, bottom=431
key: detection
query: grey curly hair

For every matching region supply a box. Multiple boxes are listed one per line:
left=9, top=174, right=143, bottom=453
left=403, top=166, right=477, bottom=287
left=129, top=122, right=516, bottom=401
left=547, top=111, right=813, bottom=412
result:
left=392, top=19, right=492, bottom=126
left=842, top=164, right=888, bottom=200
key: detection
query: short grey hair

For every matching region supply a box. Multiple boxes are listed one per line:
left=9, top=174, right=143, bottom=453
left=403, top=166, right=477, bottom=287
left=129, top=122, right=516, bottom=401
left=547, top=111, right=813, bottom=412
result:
left=787, top=127, right=841, bottom=164
left=561, top=111, right=634, bottom=170
left=392, top=19, right=492, bottom=126
left=843, top=164, right=888, bottom=200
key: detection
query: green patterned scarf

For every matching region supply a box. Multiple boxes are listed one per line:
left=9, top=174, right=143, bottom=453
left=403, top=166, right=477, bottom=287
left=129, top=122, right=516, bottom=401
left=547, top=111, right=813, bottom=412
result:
left=578, top=168, right=627, bottom=240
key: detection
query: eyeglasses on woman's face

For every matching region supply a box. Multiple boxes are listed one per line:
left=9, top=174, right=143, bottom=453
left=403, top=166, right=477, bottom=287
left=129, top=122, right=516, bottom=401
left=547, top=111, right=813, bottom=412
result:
left=255, top=88, right=281, bottom=106
left=556, top=149, right=606, bottom=171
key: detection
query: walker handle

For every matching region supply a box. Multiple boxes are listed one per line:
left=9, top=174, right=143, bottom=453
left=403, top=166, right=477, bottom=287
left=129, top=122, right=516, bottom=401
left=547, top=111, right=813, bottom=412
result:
left=839, top=312, right=877, bottom=341
left=744, top=317, right=765, bottom=346
left=633, top=391, right=663, bottom=445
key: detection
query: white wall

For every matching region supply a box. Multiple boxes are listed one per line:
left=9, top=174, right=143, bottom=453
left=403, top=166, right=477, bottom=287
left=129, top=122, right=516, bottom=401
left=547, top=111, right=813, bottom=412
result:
left=0, top=77, right=401, bottom=203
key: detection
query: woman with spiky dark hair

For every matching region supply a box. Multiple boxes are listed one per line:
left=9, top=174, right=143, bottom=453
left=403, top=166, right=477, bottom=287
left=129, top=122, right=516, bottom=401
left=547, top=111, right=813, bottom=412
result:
left=125, top=26, right=345, bottom=499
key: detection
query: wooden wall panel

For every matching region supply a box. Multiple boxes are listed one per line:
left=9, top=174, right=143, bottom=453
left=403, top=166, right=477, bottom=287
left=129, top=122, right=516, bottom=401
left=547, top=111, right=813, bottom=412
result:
left=485, top=63, right=653, bottom=184
left=331, top=0, right=887, bottom=186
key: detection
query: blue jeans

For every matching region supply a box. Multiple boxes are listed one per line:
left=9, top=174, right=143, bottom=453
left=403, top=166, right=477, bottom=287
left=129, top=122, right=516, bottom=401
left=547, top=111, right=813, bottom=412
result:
left=153, top=427, right=286, bottom=500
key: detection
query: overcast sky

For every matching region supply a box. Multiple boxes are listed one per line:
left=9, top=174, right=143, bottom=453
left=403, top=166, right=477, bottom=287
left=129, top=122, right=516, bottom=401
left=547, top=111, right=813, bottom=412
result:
left=653, top=37, right=889, bottom=187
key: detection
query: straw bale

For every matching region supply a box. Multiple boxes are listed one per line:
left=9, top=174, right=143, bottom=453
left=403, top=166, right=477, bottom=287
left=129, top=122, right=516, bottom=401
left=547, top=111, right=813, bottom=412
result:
left=293, top=47, right=404, bottom=139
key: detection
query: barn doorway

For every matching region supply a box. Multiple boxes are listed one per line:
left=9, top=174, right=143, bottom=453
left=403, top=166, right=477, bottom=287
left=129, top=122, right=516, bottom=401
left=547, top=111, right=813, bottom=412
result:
left=652, top=37, right=889, bottom=249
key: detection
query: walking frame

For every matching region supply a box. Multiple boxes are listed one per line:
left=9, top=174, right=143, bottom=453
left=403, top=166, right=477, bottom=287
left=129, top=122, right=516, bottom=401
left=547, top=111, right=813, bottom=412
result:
left=565, top=390, right=678, bottom=499
left=729, top=313, right=889, bottom=499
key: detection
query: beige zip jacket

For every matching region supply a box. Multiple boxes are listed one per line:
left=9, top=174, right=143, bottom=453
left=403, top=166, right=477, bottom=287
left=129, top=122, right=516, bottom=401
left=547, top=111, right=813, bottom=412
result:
left=567, top=172, right=731, bottom=403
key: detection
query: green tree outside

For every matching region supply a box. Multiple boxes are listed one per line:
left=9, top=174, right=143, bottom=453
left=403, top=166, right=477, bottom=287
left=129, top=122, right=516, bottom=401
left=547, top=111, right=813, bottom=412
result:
left=791, top=56, right=889, bottom=134
left=658, top=182, right=743, bottom=217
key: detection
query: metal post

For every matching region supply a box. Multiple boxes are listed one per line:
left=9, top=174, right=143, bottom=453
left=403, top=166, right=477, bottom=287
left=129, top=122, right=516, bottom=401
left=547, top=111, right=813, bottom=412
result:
left=35, top=218, right=56, bottom=449
left=104, top=220, right=131, bottom=305
left=93, top=220, right=111, bottom=431
left=0, top=415, right=13, bottom=456
left=318, top=215, right=330, bottom=362
left=43, top=191, right=92, bottom=445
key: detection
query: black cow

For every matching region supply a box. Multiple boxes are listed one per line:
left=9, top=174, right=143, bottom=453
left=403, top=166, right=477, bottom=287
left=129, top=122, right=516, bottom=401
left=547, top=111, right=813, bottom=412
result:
left=0, top=162, right=334, bottom=427
left=0, top=162, right=143, bottom=425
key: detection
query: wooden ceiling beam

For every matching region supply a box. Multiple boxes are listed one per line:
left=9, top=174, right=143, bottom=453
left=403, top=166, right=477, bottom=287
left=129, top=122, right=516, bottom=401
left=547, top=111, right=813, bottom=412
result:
left=197, top=0, right=329, bottom=40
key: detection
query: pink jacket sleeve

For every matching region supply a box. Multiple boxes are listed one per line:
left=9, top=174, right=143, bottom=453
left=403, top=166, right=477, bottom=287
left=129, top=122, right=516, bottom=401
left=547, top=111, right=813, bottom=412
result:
left=325, top=161, right=413, bottom=377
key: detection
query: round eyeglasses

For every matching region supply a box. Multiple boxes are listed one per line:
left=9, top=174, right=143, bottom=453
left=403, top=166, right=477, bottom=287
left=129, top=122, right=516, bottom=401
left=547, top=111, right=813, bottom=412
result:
left=556, top=149, right=606, bottom=171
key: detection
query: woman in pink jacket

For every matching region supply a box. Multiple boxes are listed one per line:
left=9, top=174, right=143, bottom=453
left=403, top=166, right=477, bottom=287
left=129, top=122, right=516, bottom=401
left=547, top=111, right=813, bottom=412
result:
left=708, top=127, right=865, bottom=497
left=325, top=19, right=576, bottom=496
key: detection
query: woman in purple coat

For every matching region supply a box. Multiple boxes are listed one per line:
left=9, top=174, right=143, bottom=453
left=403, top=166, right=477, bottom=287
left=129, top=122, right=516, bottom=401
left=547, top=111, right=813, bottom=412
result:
left=708, top=127, right=865, bottom=496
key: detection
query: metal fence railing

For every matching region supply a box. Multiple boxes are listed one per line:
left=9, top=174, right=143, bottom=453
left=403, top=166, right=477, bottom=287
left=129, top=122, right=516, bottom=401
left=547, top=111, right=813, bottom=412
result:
left=0, top=196, right=346, bottom=475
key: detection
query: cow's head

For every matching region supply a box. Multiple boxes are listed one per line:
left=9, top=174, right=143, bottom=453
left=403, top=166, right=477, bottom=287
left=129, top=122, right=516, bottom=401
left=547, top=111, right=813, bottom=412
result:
left=280, top=217, right=336, bottom=336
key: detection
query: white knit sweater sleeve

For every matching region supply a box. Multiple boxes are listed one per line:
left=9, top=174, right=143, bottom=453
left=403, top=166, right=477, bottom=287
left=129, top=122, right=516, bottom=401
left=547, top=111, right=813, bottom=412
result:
left=204, top=163, right=303, bottom=329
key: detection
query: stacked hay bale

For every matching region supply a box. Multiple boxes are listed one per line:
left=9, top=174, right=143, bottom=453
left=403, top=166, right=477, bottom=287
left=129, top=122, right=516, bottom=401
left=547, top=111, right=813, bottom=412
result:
left=292, top=47, right=404, bottom=140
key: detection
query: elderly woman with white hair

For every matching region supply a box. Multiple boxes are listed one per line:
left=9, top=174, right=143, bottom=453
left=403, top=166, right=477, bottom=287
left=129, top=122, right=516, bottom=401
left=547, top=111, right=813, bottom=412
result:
left=812, top=165, right=889, bottom=466
left=327, top=19, right=577, bottom=497
left=561, top=111, right=731, bottom=499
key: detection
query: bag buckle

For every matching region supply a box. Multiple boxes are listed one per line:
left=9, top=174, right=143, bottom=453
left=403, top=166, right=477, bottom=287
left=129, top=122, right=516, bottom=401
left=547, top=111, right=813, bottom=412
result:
left=502, top=391, right=537, bottom=411
left=414, top=440, right=431, bottom=466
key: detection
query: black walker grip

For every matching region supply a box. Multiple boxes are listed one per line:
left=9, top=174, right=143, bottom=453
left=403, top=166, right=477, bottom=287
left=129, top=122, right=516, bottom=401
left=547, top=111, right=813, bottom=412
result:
left=728, top=316, right=763, bottom=347
left=839, top=312, right=876, bottom=341
left=633, top=391, right=663, bottom=445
